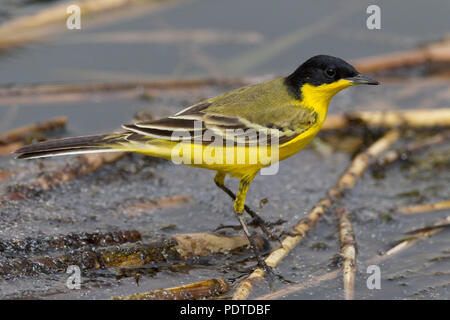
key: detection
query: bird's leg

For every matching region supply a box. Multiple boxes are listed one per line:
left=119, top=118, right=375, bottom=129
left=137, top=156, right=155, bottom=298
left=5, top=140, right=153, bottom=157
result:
left=233, top=176, right=275, bottom=281
left=214, top=173, right=279, bottom=242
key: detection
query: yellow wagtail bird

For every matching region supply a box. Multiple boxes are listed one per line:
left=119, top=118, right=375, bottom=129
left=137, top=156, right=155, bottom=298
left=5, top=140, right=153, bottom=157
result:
left=15, top=55, right=378, bottom=276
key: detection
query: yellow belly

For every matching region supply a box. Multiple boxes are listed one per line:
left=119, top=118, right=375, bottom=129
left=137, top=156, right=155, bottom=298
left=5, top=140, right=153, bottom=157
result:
left=128, top=120, right=321, bottom=179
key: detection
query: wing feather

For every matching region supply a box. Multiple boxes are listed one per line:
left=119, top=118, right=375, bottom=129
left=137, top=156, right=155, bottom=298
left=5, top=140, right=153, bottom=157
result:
left=122, top=79, right=318, bottom=146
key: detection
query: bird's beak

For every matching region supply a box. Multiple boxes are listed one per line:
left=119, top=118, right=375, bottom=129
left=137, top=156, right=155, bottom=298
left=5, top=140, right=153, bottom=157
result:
left=346, top=74, right=379, bottom=85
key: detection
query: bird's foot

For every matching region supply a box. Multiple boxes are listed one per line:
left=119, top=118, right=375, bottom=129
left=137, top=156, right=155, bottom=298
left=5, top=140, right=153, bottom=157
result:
left=257, top=260, right=276, bottom=287
left=248, top=215, right=286, bottom=245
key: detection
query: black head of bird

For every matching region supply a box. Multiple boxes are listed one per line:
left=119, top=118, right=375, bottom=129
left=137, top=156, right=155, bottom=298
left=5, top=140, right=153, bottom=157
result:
left=285, top=54, right=379, bottom=102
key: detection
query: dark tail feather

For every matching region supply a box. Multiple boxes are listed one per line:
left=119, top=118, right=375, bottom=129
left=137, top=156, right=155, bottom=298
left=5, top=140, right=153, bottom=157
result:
left=15, top=134, right=124, bottom=159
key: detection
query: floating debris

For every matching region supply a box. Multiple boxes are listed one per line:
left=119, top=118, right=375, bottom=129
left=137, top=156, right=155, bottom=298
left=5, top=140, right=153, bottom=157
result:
left=112, top=278, right=229, bottom=300
left=0, top=230, right=142, bottom=255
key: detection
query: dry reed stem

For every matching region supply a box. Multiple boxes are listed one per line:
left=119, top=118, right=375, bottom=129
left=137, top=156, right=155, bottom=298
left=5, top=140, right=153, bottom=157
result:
left=354, top=39, right=450, bottom=73
left=0, top=77, right=259, bottom=98
left=0, top=116, right=67, bottom=144
left=322, top=109, right=450, bottom=131
left=376, top=130, right=450, bottom=167
left=396, top=200, right=450, bottom=215
left=95, top=233, right=266, bottom=268
left=256, top=216, right=450, bottom=300
left=0, top=0, right=177, bottom=50
left=335, top=207, right=356, bottom=300
left=0, top=142, right=24, bottom=157
left=111, top=278, right=229, bottom=300
left=232, top=130, right=400, bottom=300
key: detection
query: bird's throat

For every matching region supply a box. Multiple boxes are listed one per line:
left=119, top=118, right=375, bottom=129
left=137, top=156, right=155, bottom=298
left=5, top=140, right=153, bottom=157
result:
left=299, top=79, right=353, bottom=121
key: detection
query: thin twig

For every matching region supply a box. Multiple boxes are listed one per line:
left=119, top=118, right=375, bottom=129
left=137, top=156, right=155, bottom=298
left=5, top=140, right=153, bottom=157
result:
left=404, top=223, right=450, bottom=235
left=335, top=207, right=356, bottom=300
left=366, top=216, right=450, bottom=265
left=232, top=130, right=400, bottom=300
left=396, top=200, right=450, bottom=215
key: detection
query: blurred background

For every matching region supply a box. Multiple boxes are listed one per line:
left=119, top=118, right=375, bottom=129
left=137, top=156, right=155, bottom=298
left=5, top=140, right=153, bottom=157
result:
left=0, top=0, right=449, bottom=133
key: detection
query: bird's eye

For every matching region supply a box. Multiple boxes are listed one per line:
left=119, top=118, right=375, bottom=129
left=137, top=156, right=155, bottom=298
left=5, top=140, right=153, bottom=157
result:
left=326, top=68, right=336, bottom=78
